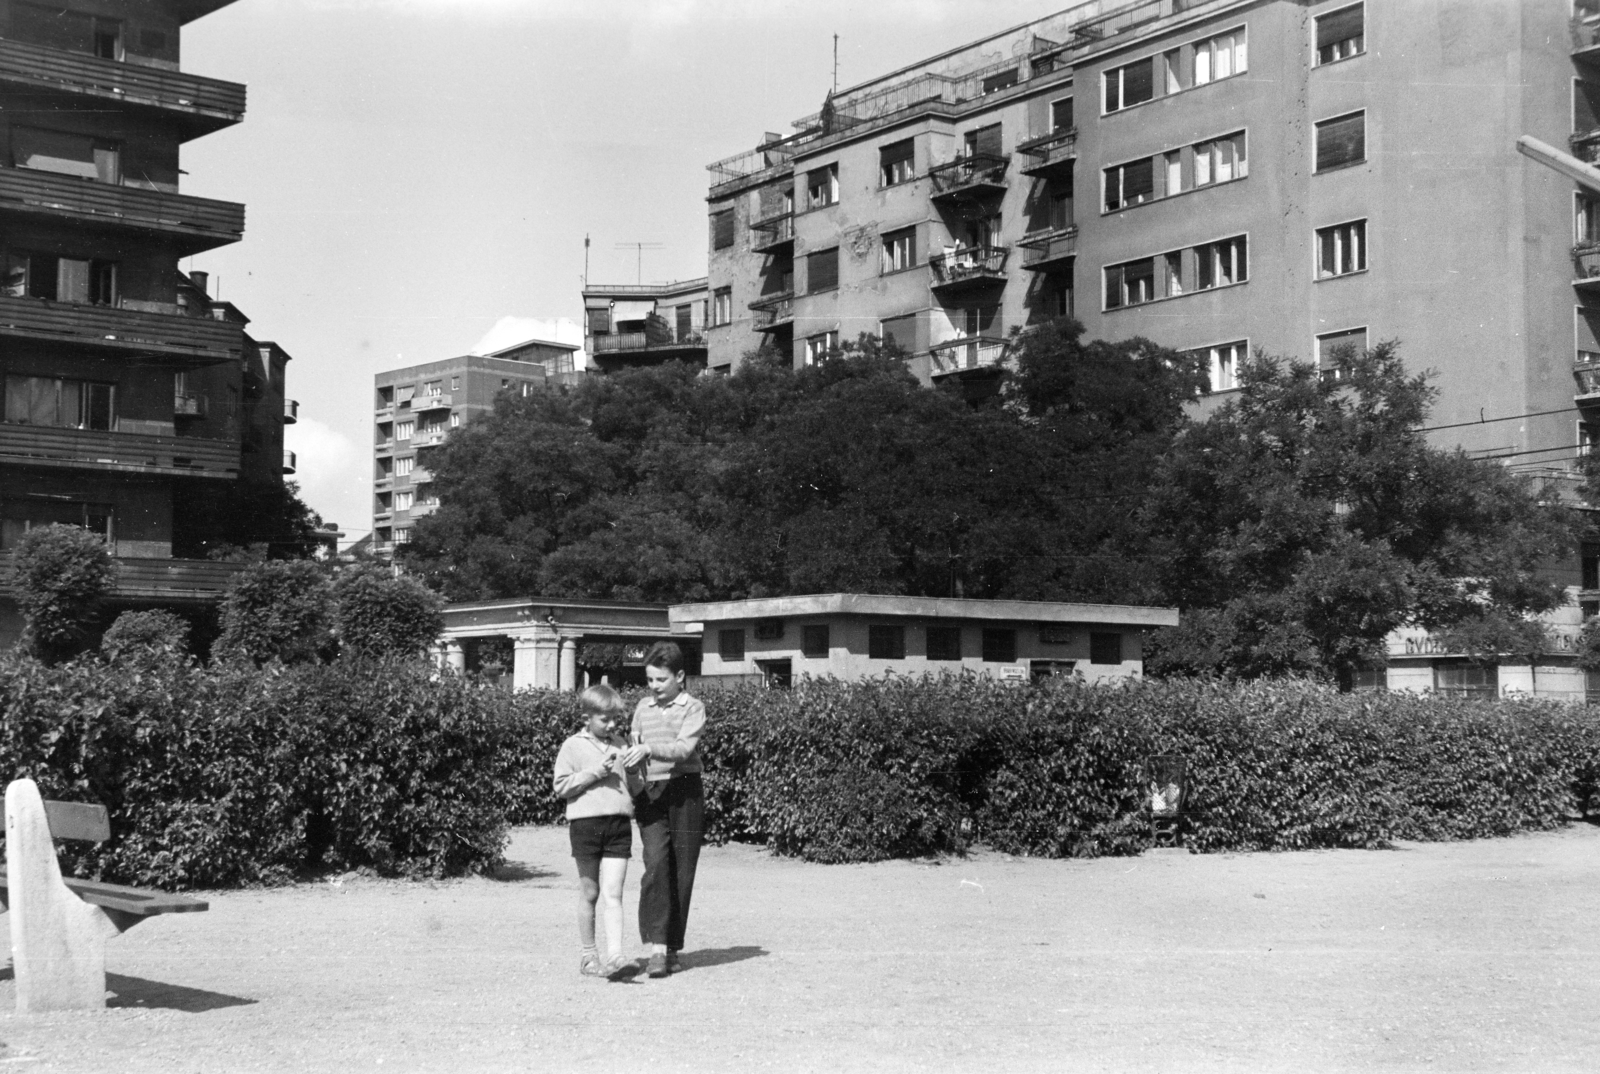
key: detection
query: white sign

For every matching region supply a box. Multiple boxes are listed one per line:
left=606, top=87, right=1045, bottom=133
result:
left=998, top=665, right=1028, bottom=683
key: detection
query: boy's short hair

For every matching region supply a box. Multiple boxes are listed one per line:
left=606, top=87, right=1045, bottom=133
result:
left=643, top=641, right=685, bottom=675
left=578, top=683, right=626, bottom=717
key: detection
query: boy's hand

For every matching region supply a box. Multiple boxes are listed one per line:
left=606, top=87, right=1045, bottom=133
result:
left=621, top=744, right=651, bottom=768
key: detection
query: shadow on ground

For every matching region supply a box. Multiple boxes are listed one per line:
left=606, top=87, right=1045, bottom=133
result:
left=106, top=973, right=256, bottom=1012
left=489, top=860, right=561, bottom=883
left=684, top=945, right=768, bottom=970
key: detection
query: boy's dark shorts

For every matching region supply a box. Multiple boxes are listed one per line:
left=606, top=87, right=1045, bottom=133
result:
left=569, top=814, right=633, bottom=861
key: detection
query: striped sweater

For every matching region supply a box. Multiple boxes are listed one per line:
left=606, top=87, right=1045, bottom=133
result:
left=631, top=690, right=706, bottom=782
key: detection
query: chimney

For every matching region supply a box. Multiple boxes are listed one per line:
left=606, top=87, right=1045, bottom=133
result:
left=190, top=271, right=208, bottom=296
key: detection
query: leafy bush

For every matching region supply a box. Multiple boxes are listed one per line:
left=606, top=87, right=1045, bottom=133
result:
left=332, top=565, right=445, bottom=659
left=101, top=609, right=190, bottom=668
left=12, top=524, right=115, bottom=664
left=215, top=559, right=335, bottom=665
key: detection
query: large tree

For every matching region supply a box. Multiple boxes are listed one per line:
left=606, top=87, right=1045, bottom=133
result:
left=1141, top=344, right=1578, bottom=680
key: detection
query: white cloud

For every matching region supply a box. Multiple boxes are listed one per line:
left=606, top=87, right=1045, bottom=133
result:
left=284, top=417, right=367, bottom=533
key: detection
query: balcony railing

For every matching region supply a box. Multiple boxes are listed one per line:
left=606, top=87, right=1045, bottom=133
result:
left=283, top=450, right=296, bottom=475
left=929, top=336, right=1007, bottom=377
left=0, top=422, right=238, bottom=477
left=1020, top=226, right=1078, bottom=271
left=748, top=292, right=795, bottom=331
left=929, top=246, right=1008, bottom=292
left=410, top=502, right=439, bottom=518
left=1016, top=129, right=1078, bottom=178
left=751, top=212, right=795, bottom=254
left=2, top=553, right=245, bottom=602
left=283, top=399, right=299, bottom=424
left=0, top=294, right=242, bottom=361
left=414, top=393, right=452, bottom=410
left=1577, top=353, right=1600, bottom=403
left=1574, top=15, right=1600, bottom=59
left=1575, top=241, right=1600, bottom=285
left=0, top=38, right=245, bottom=134
left=174, top=391, right=206, bottom=417
left=591, top=331, right=706, bottom=354
left=0, top=167, right=244, bottom=253
left=928, top=154, right=1009, bottom=201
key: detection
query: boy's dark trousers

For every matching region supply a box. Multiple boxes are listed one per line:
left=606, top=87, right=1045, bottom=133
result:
left=635, top=774, right=704, bottom=950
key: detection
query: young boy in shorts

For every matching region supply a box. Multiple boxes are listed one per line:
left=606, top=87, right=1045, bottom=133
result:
left=552, top=684, right=642, bottom=979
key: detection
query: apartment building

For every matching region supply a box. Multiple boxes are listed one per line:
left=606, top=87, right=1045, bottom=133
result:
left=704, top=0, right=1600, bottom=695
left=582, top=278, right=708, bottom=373
left=0, top=1, right=296, bottom=648
left=372, top=337, right=578, bottom=556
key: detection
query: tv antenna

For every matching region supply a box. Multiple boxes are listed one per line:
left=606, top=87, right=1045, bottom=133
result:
left=583, top=233, right=590, bottom=287
left=614, top=241, right=664, bottom=284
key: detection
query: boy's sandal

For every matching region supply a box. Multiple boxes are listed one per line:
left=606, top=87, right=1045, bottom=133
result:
left=580, top=954, right=606, bottom=977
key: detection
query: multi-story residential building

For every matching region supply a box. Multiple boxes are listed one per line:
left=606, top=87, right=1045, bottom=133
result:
left=372, top=337, right=578, bottom=557
left=583, top=278, right=708, bottom=373
left=0, top=0, right=297, bottom=648
left=702, top=0, right=1600, bottom=695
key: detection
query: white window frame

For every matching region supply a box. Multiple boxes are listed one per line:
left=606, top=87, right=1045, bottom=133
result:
left=1316, top=218, right=1367, bottom=278
left=1190, top=339, right=1248, bottom=393
left=880, top=228, right=916, bottom=274
left=805, top=330, right=839, bottom=365
left=1314, top=2, right=1365, bottom=67
left=1316, top=326, right=1369, bottom=379
left=395, top=456, right=415, bottom=477
left=711, top=287, right=732, bottom=326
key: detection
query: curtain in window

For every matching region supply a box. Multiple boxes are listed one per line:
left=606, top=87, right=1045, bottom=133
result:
left=4, top=375, right=60, bottom=425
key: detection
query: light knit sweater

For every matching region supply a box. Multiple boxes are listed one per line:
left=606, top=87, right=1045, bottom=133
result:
left=552, top=731, right=643, bottom=820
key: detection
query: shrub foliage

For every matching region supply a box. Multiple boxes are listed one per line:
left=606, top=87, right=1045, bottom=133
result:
left=12, top=523, right=116, bottom=663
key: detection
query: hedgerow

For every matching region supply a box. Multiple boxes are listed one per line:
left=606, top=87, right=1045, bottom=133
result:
left=2, top=654, right=1597, bottom=886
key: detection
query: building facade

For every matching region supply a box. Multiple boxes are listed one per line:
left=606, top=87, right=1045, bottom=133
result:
left=672, top=593, right=1178, bottom=686
left=582, top=278, right=707, bottom=373
left=0, top=0, right=296, bottom=647
left=704, top=0, right=1591, bottom=465
left=372, top=338, right=578, bottom=557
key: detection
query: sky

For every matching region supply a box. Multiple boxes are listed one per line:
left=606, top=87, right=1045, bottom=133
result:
left=179, top=0, right=1059, bottom=543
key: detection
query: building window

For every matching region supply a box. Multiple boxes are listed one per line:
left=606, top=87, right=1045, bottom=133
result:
left=710, top=287, right=733, bottom=326
left=1, top=252, right=116, bottom=304
left=1315, top=111, right=1366, bottom=172
left=1103, top=157, right=1154, bottom=211
left=449, top=412, right=460, bottom=428
left=869, top=625, right=906, bottom=660
left=1192, top=29, right=1246, bottom=85
left=719, top=629, right=745, bottom=662
left=12, top=127, right=119, bottom=183
left=3, top=375, right=114, bottom=430
left=1317, top=220, right=1367, bottom=277
left=1090, top=632, right=1123, bottom=665
left=1433, top=661, right=1496, bottom=699
left=807, top=247, right=839, bottom=293
left=880, top=227, right=916, bottom=273
left=0, top=500, right=113, bottom=551
left=879, top=139, right=915, bottom=186
left=805, top=331, right=839, bottom=365
left=881, top=313, right=917, bottom=354
left=927, top=626, right=962, bottom=661
left=1196, top=236, right=1248, bottom=290
left=711, top=209, right=735, bottom=250
left=1104, top=56, right=1154, bottom=113
left=450, top=376, right=460, bottom=391
left=1104, top=257, right=1156, bottom=309
left=981, top=67, right=1019, bottom=94
left=1194, top=131, right=1246, bottom=186
left=394, top=491, right=414, bottom=512
left=425, top=380, right=442, bottom=397
left=1188, top=340, right=1248, bottom=393
left=1163, top=251, right=1185, bottom=297
left=1317, top=327, right=1368, bottom=380
left=1581, top=421, right=1595, bottom=459
left=1316, top=4, right=1364, bottom=65
left=801, top=624, right=830, bottom=658
left=394, top=527, right=411, bottom=545
left=807, top=164, right=839, bottom=209
left=396, top=420, right=414, bottom=441
left=395, top=456, right=414, bottom=477
left=1050, top=96, right=1074, bottom=132
left=981, top=628, right=1017, bottom=663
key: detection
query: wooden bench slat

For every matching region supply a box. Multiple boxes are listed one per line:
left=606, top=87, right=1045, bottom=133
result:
left=42, top=800, right=109, bottom=843
left=0, top=874, right=207, bottom=916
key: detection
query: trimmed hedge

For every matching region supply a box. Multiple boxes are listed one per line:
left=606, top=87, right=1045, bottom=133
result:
left=3, top=653, right=1599, bottom=886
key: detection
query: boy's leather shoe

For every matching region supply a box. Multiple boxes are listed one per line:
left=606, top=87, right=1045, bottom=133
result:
left=646, top=952, right=671, bottom=978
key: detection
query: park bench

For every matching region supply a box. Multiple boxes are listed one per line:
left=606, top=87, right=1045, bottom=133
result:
left=1, top=778, right=208, bottom=1011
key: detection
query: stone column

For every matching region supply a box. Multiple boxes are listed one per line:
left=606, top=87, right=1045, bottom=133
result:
left=558, top=637, right=578, bottom=692
left=511, top=628, right=561, bottom=690
left=444, top=639, right=466, bottom=673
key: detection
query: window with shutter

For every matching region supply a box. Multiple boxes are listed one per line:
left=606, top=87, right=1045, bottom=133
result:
left=1051, top=97, right=1074, bottom=132
left=807, top=248, right=839, bottom=293
left=1315, top=4, right=1364, bottom=64
left=972, top=124, right=1003, bottom=158
left=711, top=209, right=735, bottom=250
left=880, top=314, right=917, bottom=353
left=879, top=139, right=915, bottom=186
left=1316, top=327, right=1368, bottom=379
left=1315, top=112, right=1365, bottom=171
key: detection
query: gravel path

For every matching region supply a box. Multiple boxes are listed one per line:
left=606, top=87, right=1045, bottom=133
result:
left=1, top=823, right=1598, bottom=1072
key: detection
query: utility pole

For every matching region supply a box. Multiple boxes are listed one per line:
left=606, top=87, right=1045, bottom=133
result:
left=583, top=234, right=590, bottom=287
left=833, top=34, right=839, bottom=94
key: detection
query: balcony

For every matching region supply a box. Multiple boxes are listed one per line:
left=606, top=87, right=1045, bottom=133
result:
left=173, top=391, right=206, bottom=418
left=0, top=167, right=245, bottom=254
left=748, top=292, right=794, bottom=332
left=413, top=468, right=434, bottom=484
left=283, top=399, right=299, bottom=424
left=591, top=331, right=706, bottom=356
left=410, top=502, right=439, bottom=519
left=0, top=422, right=238, bottom=478
left=2, top=553, right=244, bottom=602
left=751, top=212, right=795, bottom=255
left=0, top=294, right=242, bottom=362
left=928, top=154, right=1009, bottom=204
left=0, top=38, right=245, bottom=138
left=929, top=246, right=1008, bottom=295
left=414, top=393, right=452, bottom=411
left=283, top=450, right=296, bottom=475
left=929, top=336, right=1007, bottom=378
left=1020, top=226, right=1078, bottom=272
left=1575, top=16, right=1600, bottom=63
left=1577, top=354, right=1600, bottom=407
left=1016, top=129, right=1078, bottom=180
left=1575, top=242, right=1600, bottom=290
